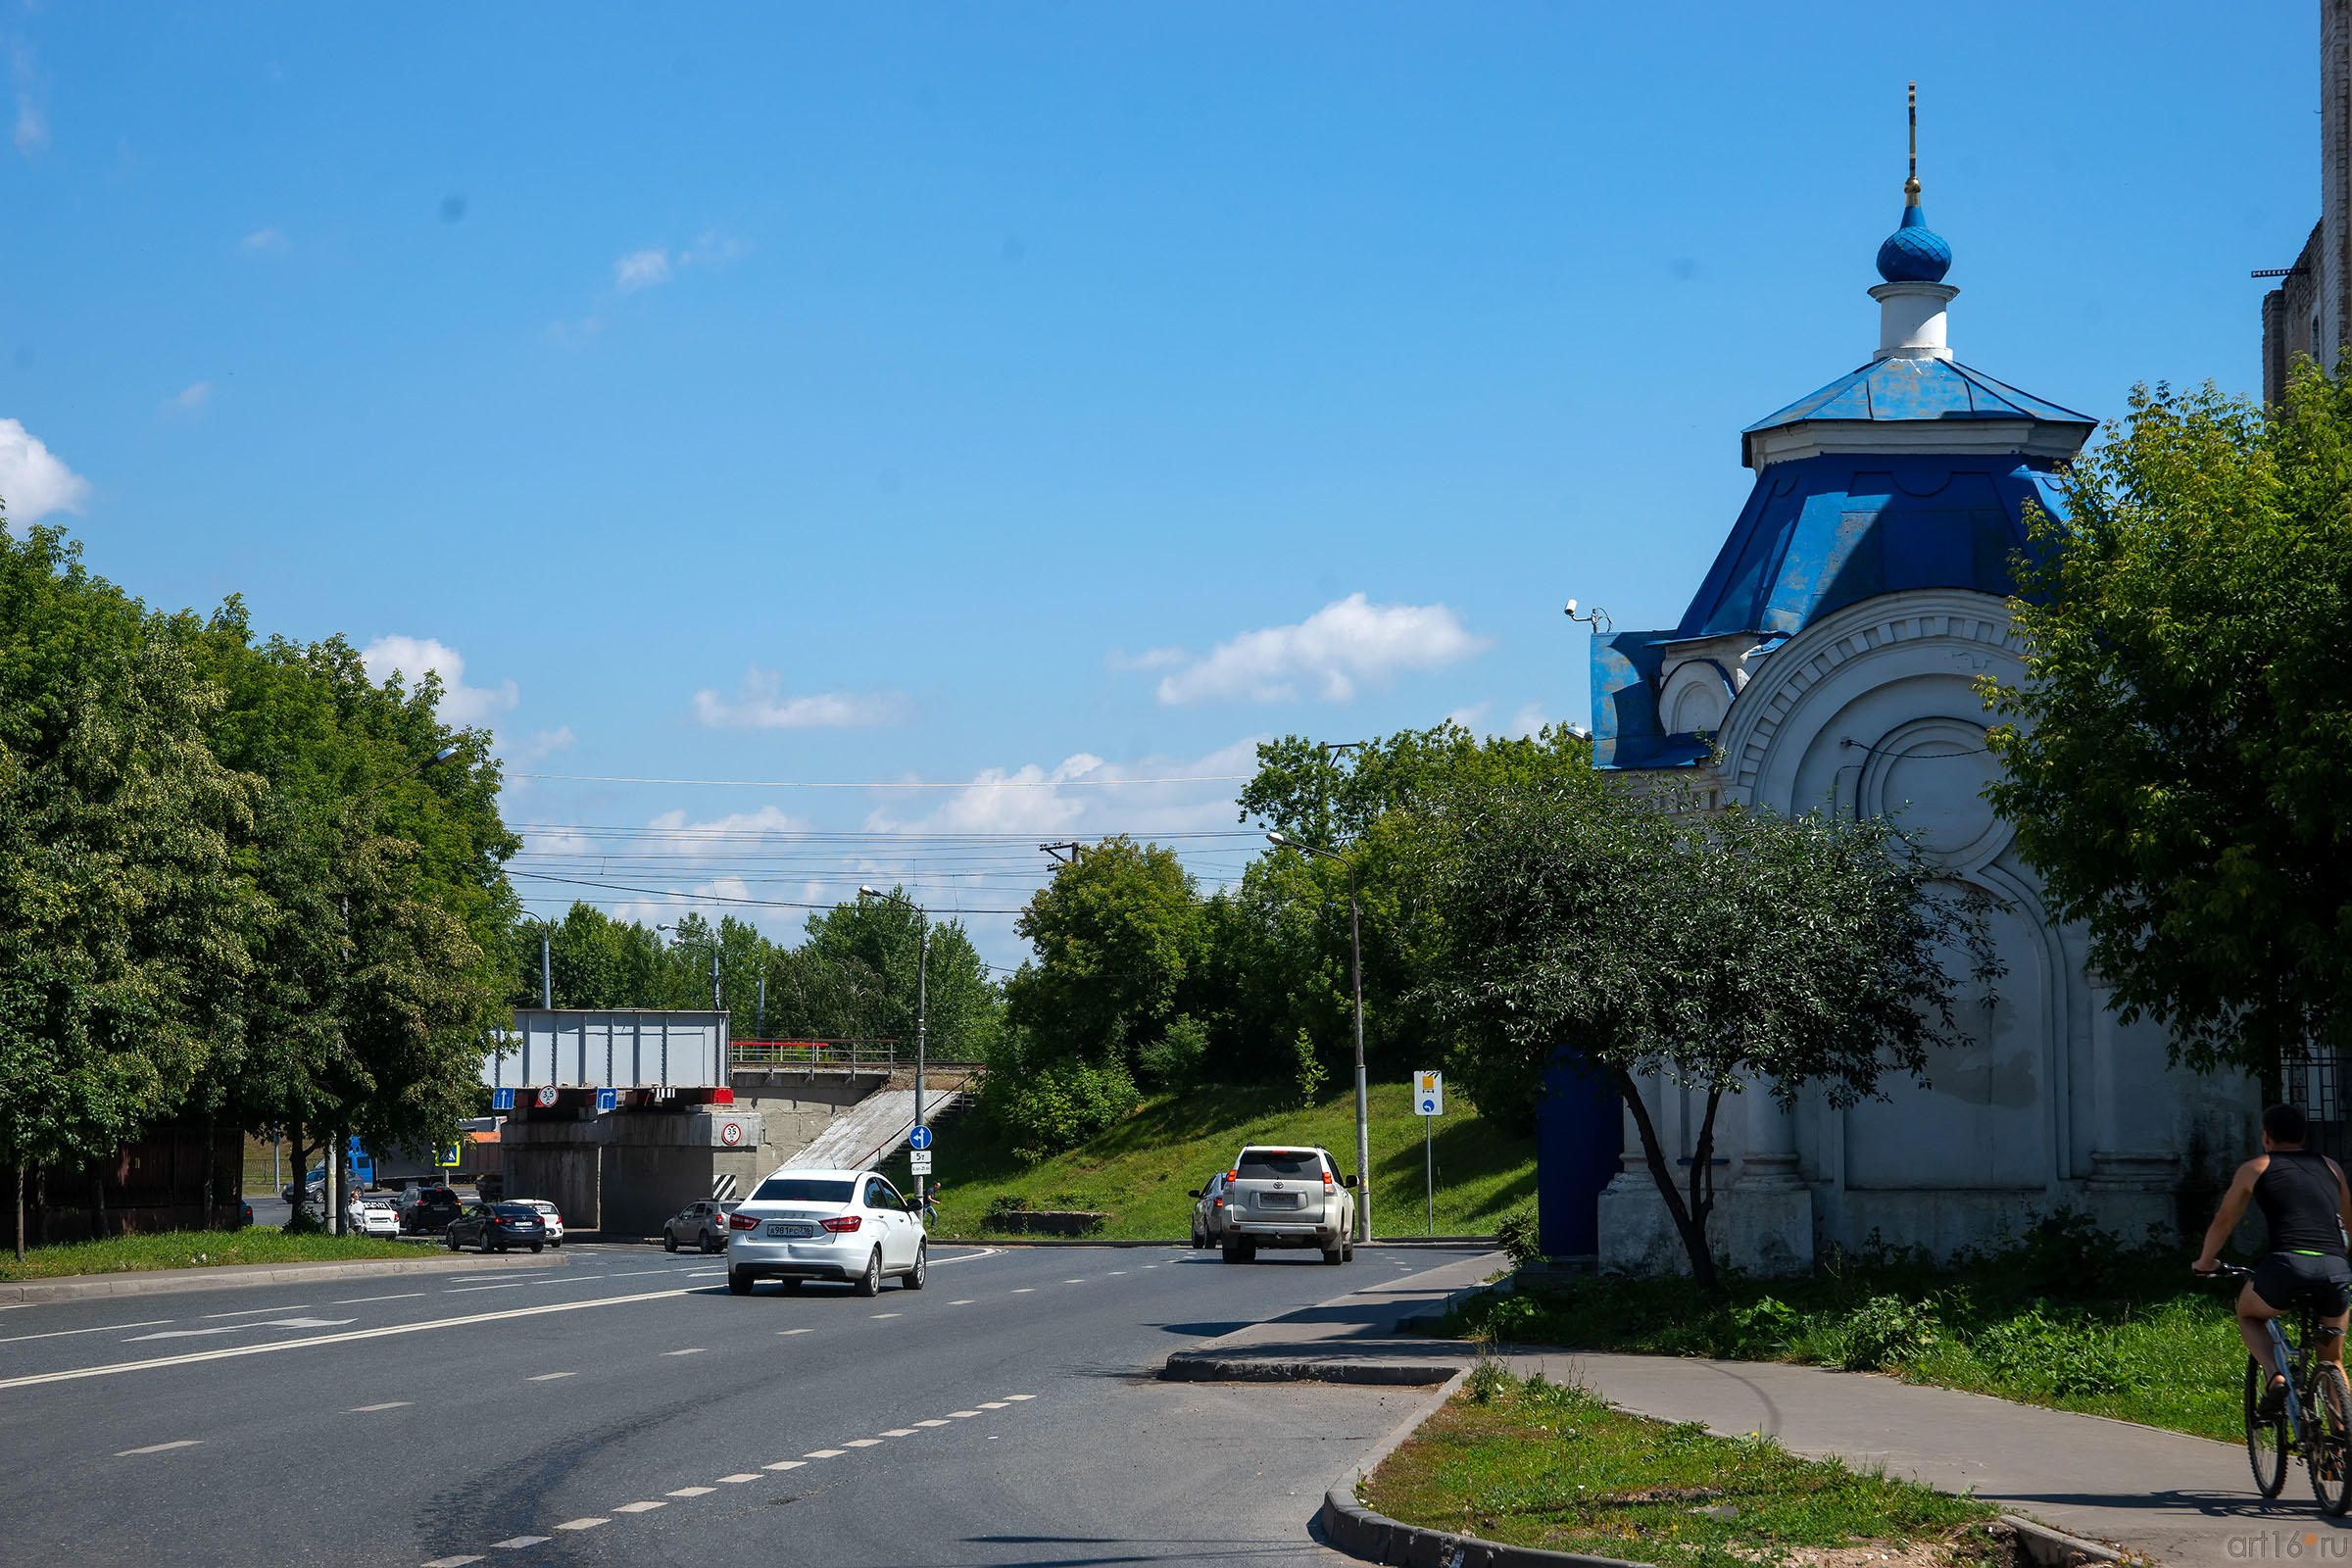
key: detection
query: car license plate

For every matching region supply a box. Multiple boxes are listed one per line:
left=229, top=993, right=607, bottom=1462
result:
left=767, top=1221, right=815, bottom=1238
left=1259, top=1193, right=1299, bottom=1209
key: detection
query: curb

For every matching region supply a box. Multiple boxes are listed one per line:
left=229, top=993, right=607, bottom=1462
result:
left=1996, top=1514, right=2124, bottom=1566
left=1318, top=1489, right=1652, bottom=1568
left=0, top=1249, right=570, bottom=1304
left=1161, top=1353, right=1464, bottom=1385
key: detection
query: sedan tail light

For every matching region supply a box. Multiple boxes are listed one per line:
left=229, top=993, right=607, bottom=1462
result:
left=819, top=1215, right=862, bottom=1233
left=728, top=1212, right=759, bottom=1231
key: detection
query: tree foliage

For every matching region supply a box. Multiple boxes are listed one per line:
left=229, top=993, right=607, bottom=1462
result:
left=1984, top=370, right=2352, bottom=1077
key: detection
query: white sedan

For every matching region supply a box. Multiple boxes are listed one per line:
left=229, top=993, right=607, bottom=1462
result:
left=350, top=1201, right=401, bottom=1238
left=724, top=1167, right=927, bottom=1297
left=514, top=1199, right=564, bottom=1246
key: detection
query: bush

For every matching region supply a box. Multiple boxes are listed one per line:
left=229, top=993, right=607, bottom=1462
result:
left=1837, top=1295, right=1940, bottom=1371
left=984, top=1053, right=1141, bottom=1163
left=1495, top=1200, right=1544, bottom=1266
left=1137, top=1014, right=1208, bottom=1091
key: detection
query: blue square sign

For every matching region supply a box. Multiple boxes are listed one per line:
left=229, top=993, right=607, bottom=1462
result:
left=491, top=1087, right=514, bottom=1112
left=596, top=1087, right=617, bottom=1114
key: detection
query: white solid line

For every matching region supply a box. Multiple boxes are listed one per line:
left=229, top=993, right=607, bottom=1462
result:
left=714, top=1473, right=759, bottom=1484
left=204, top=1304, right=311, bottom=1319
left=526, top=1371, right=575, bottom=1381
left=804, top=1448, right=846, bottom=1458
left=843, top=1439, right=883, bottom=1448
left=776, top=1328, right=812, bottom=1336
left=553, top=1517, right=609, bottom=1531
left=489, top=1536, right=549, bottom=1548
left=662, top=1348, right=706, bottom=1356
left=348, top=1401, right=412, bottom=1412
left=332, top=1293, right=425, bottom=1305
left=667, top=1486, right=715, bottom=1497
left=116, top=1440, right=200, bottom=1456
left=763, top=1460, right=805, bottom=1471
left=869, top=1312, right=902, bottom=1320
left=925, top=1248, right=1003, bottom=1265
left=445, top=1282, right=532, bottom=1294
left=0, top=1288, right=696, bottom=1392
left=610, top=1269, right=669, bottom=1278
left=0, top=1319, right=171, bottom=1345
left=612, top=1500, right=665, bottom=1513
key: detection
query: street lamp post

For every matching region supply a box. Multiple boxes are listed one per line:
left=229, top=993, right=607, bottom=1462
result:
left=1266, top=830, right=1370, bottom=1245
left=859, top=887, right=929, bottom=1201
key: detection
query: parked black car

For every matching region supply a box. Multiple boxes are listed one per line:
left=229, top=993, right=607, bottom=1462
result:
left=445, top=1201, right=548, bottom=1254
left=398, top=1185, right=464, bottom=1234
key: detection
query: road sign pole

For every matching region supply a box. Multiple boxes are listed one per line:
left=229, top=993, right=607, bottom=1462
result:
left=1425, top=1112, right=1433, bottom=1236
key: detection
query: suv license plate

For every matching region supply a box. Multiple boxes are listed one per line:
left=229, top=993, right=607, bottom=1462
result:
left=1259, top=1194, right=1300, bottom=1209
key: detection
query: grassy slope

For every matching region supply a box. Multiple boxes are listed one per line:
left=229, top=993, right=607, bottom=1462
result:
left=0, top=1229, right=419, bottom=1281
left=1365, top=1364, right=2001, bottom=1567
left=907, top=1080, right=1534, bottom=1242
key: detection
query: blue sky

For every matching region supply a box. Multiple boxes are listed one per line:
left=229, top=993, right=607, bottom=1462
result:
left=0, top=3, right=2311, bottom=967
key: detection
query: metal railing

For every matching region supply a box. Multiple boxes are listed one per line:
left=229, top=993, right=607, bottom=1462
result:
left=730, top=1039, right=902, bottom=1070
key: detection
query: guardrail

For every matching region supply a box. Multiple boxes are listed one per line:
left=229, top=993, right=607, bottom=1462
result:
left=731, top=1040, right=901, bottom=1070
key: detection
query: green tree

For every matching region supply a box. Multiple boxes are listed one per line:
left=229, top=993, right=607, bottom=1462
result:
left=1428, top=771, right=1986, bottom=1289
left=1004, top=839, right=1204, bottom=1065
left=1984, top=371, right=2352, bottom=1077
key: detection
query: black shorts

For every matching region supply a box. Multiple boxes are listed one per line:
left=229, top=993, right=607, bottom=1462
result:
left=2252, top=1250, right=2352, bottom=1317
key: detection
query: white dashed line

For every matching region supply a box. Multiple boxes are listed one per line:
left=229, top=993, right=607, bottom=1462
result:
left=976, top=1401, right=1009, bottom=1409
left=804, top=1447, right=846, bottom=1459
left=948, top=1299, right=974, bottom=1305
left=489, top=1536, right=549, bottom=1548
left=1108, top=1270, right=1127, bottom=1275
left=685, top=1270, right=725, bottom=1277
left=1010, top=1288, right=1033, bottom=1294
left=1064, top=1279, right=1083, bottom=1284
left=333, top=1293, right=425, bottom=1305
left=945, top=1410, right=981, bottom=1418
left=844, top=1439, right=883, bottom=1448
left=127, top=1328, right=233, bottom=1342
left=912, top=1419, right=950, bottom=1428
left=714, top=1473, right=760, bottom=1484
left=526, top=1372, right=574, bottom=1381
left=610, top=1269, right=669, bottom=1278
left=445, top=1282, right=531, bottom=1294
left=116, top=1440, right=200, bottom=1456
left=553, top=1517, right=609, bottom=1531
left=776, top=1328, right=812, bottom=1336
left=348, top=1401, right=411, bottom=1412
left=204, top=1304, right=311, bottom=1318
left=612, top=1500, right=665, bottom=1514
left=662, top=1348, right=706, bottom=1357
left=763, top=1460, right=805, bottom=1472
left=1002, top=1394, right=1037, bottom=1400
left=421, top=1555, right=483, bottom=1567
left=0, top=1318, right=170, bottom=1344
left=870, top=1312, right=902, bottom=1319
left=667, top=1486, right=715, bottom=1497
left=879, top=1428, right=918, bottom=1437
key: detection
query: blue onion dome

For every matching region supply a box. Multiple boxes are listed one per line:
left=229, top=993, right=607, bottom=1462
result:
left=1876, top=178, right=1951, bottom=283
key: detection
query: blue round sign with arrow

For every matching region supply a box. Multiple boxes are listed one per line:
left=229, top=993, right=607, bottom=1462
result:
left=908, top=1125, right=934, bottom=1152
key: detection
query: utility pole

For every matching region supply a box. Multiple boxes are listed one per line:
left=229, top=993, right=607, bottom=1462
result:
left=540, top=936, right=553, bottom=1009
left=756, top=973, right=766, bottom=1041
left=711, top=945, right=722, bottom=1011
left=859, top=887, right=929, bottom=1202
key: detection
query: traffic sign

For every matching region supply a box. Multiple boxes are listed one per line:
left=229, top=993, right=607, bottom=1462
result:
left=908, top=1125, right=934, bottom=1152
left=595, top=1087, right=618, bottom=1114
left=491, top=1087, right=515, bottom=1112
left=536, top=1086, right=558, bottom=1108
left=908, top=1150, right=933, bottom=1174
left=720, top=1120, right=745, bottom=1147
left=436, top=1144, right=462, bottom=1168
left=1414, top=1070, right=1444, bottom=1117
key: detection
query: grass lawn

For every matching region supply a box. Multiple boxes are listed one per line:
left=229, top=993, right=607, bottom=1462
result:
left=1363, top=1361, right=2003, bottom=1567
left=1444, top=1214, right=2251, bottom=1444
left=906, top=1080, right=1534, bottom=1242
left=0, top=1228, right=419, bottom=1281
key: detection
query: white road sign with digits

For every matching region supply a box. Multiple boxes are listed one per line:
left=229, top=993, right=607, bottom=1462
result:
left=908, top=1151, right=933, bottom=1174
left=1414, top=1070, right=1444, bottom=1116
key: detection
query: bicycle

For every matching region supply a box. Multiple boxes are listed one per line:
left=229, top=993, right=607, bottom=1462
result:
left=2208, top=1262, right=2352, bottom=1514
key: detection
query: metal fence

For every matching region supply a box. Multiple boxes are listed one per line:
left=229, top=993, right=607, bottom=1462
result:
left=730, top=1039, right=902, bottom=1070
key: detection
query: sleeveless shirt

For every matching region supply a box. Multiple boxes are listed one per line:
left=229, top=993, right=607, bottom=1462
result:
left=2256, top=1149, right=2347, bottom=1256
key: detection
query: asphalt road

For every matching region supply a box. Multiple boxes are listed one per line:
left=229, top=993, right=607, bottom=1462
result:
left=0, top=1242, right=1482, bottom=1567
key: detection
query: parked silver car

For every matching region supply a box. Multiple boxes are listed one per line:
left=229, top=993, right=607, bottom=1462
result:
left=663, top=1199, right=736, bottom=1252
left=1219, top=1145, right=1355, bottom=1265
left=1187, top=1170, right=1233, bottom=1249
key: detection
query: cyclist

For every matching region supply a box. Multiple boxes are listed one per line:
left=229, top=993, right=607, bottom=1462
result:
left=2193, top=1102, right=2352, bottom=1416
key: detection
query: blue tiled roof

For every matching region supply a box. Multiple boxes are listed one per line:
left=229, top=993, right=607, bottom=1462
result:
left=1744, top=357, right=2095, bottom=439
left=1876, top=205, right=1951, bottom=283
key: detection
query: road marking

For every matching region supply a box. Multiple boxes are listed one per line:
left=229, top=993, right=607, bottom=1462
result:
left=1108, top=1270, right=1127, bottom=1275
left=0, top=1319, right=171, bottom=1345
left=204, top=1304, right=311, bottom=1318
left=610, top=1269, right=669, bottom=1277
left=879, top=1428, right=918, bottom=1437
left=976, top=1401, right=1009, bottom=1409
left=803, top=1448, right=846, bottom=1459
left=843, top=1439, right=882, bottom=1448
left=947, top=1299, right=974, bottom=1305
left=260, top=1317, right=355, bottom=1330
left=762, top=1460, right=805, bottom=1471
left=776, top=1328, right=812, bottom=1336
left=0, top=1287, right=698, bottom=1391
left=421, top=1555, right=483, bottom=1567
left=1064, top=1279, right=1083, bottom=1284
left=714, top=1473, right=760, bottom=1484
left=446, top=1282, right=532, bottom=1294
left=662, top=1348, right=706, bottom=1356
left=333, top=1293, right=425, bottom=1305
left=536, top=1276, right=595, bottom=1285
left=348, top=1401, right=411, bottom=1412
left=945, top=1410, right=981, bottom=1418
left=869, top=1312, right=901, bottom=1319
left=667, top=1486, right=715, bottom=1496
left=1010, top=1288, right=1033, bottom=1294
left=1002, top=1394, right=1037, bottom=1400
left=925, top=1248, right=1002, bottom=1265
left=489, top=1536, right=549, bottom=1548
left=116, top=1440, right=200, bottom=1455
left=526, top=1371, right=574, bottom=1382
left=553, top=1518, right=609, bottom=1531
left=686, top=1270, right=725, bottom=1277
left=612, top=1500, right=665, bottom=1514
left=126, top=1328, right=234, bottom=1341
left=912, top=1419, right=950, bottom=1427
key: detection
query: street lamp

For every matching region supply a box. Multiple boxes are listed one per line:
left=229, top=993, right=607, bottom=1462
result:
left=859, top=886, right=930, bottom=1202
left=656, top=923, right=724, bottom=1009
left=1266, top=830, right=1371, bottom=1244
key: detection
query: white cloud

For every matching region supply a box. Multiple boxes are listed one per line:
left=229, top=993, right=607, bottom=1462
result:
left=680, top=228, right=746, bottom=269
left=1507, top=702, right=1552, bottom=739
left=1445, top=703, right=1492, bottom=732
left=361, top=635, right=520, bottom=728
left=646, top=804, right=816, bottom=848
left=1152, top=594, right=1491, bottom=706
left=0, top=417, right=90, bottom=522
left=240, top=226, right=288, bottom=256
left=164, top=381, right=212, bottom=418
left=690, top=666, right=913, bottom=730
left=613, top=248, right=672, bottom=293
left=863, top=736, right=1263, bottom=841
left=1107, top=645, right=1188, bottom=672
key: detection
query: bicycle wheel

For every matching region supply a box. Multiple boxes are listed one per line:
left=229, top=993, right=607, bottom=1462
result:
left=2248, top=1356, right=2290, bottom=1498
left=2311, top=1362, right=2352, bottom=1515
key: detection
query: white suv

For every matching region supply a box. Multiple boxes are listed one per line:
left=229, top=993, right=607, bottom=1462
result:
left=724, top=1168, right=927, bottom=1297
left=1219, top=1145, right=1356, bottom=1265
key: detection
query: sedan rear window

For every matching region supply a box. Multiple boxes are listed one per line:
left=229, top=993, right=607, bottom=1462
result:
left=752, top=1178, right=856, bottom=1202
left=490, top=1203, right=540, bottom=1218
left=1236, top=1151, right=1323, bottom=1180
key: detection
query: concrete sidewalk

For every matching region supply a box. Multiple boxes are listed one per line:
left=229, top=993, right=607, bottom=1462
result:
left=1161, top=1250, right=1501, bottom=1383
left=1520, top=1348, right=2346, bottom=1566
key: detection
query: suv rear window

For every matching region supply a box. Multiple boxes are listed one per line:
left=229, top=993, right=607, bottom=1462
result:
left=1236, top=1151, right=1323, bottom=1180
left=752, top=1178, right=856, bottom=1203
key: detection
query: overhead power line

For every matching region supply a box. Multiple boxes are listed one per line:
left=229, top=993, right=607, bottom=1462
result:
left=508, top=772, right=1251, bottom=790
left=506, top=868, right=1029, bottom=915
